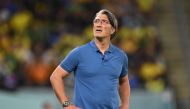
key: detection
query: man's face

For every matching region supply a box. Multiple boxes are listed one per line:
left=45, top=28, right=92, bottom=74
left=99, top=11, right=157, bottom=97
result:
left=93, top=13, right=114, bottom=39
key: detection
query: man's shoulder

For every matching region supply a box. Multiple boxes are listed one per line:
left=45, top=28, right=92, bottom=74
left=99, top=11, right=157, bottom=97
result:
left=71, top=43, right=90, bottom=53
left=112, top=45, right=127, bottom=56
left=112, top=45, right=128, bottom=63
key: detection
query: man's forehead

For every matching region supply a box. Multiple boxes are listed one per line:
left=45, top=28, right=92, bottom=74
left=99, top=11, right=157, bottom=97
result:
left=95, top=13, right=108, bottom=20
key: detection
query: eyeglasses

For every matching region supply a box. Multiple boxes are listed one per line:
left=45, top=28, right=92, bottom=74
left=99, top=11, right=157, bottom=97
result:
left=93, top=19, right=110, bottom=25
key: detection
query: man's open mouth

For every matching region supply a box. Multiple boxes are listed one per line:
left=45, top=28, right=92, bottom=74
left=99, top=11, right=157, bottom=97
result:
left=96, top=29, right=102, bottom=32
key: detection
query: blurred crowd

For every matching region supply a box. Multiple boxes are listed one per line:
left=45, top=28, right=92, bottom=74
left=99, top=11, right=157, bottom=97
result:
left=0, top=0, right=167, bottom=92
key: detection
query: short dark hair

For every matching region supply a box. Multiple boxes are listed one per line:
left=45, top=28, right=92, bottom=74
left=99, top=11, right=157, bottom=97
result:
left=94, top=9, right=118, bottom=40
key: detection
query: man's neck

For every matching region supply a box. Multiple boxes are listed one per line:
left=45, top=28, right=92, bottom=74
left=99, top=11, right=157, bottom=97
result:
left=94, top=37, right=110, bottom=54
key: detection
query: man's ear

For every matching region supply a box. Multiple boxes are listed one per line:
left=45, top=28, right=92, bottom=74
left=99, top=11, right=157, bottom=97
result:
left=111, top=28, right=115, bottom=34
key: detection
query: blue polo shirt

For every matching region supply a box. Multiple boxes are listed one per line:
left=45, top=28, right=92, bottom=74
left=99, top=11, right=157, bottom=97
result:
left=60, top=40, right=128, bottom=109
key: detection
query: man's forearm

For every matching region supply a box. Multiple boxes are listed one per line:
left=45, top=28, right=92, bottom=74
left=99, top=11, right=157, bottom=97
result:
left=50, top=76, right=68, bottom=103
left=119, top=76, right=130, bottom=109
left=50, top=66, right=69, bottom=104
left=50, top=66, right=80, bottom=109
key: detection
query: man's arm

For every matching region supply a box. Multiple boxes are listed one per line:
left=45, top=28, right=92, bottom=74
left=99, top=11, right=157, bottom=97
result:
left=119, top=75, right=130, bottom=109
left=50, top=66, right=69, bottom=103
left=50, top=66, right=80, bottom=109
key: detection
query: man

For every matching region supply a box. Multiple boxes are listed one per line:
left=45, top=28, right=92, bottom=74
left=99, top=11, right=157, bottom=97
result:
left=50, top=9, right=130, bottom=109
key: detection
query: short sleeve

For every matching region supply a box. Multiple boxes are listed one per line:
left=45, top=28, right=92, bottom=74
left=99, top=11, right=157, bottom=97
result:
left=120, top=53, right=128, bottom=78
left=60, top=48, right=79, bottom=73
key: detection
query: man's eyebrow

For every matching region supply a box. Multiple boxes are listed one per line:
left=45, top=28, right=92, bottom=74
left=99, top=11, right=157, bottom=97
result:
left=94, top=18, right=108, bottom=20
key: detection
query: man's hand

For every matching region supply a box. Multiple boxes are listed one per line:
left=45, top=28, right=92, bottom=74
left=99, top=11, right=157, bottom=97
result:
left=64, top=104, right=80, bottom=109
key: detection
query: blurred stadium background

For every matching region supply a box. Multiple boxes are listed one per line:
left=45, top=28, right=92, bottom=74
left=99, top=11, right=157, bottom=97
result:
left=0, top=0, right=190, bottom=109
